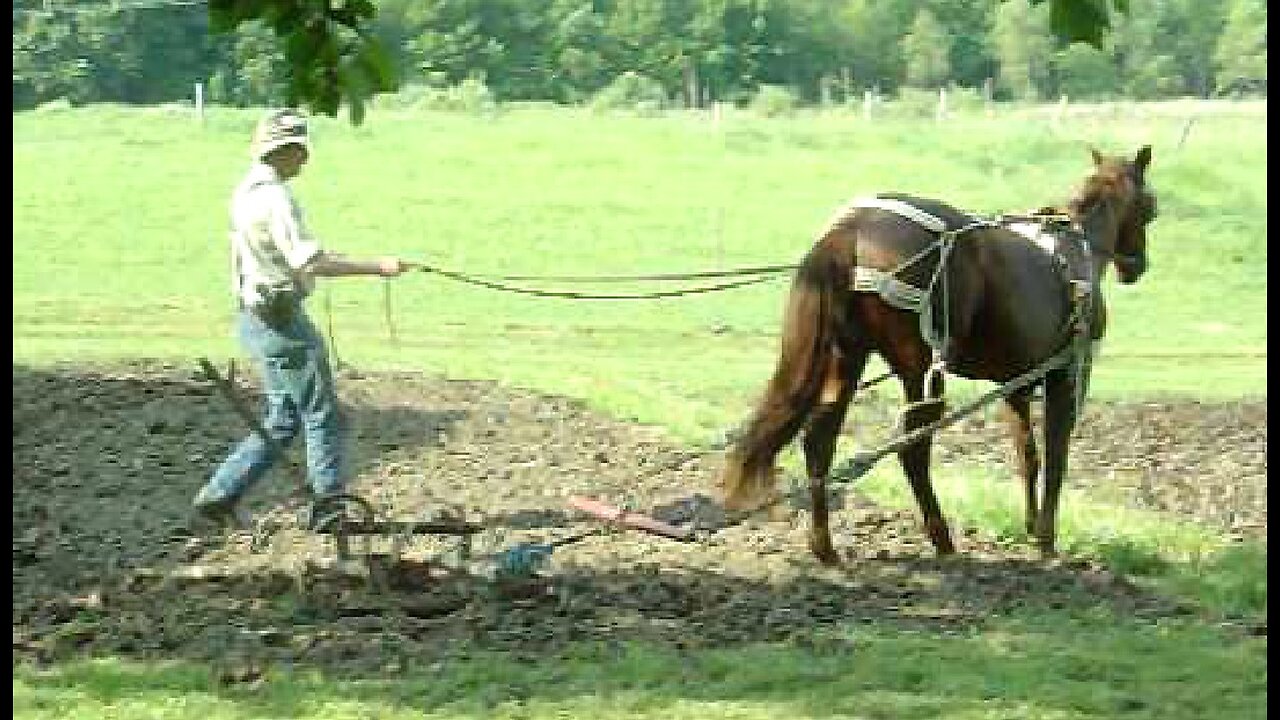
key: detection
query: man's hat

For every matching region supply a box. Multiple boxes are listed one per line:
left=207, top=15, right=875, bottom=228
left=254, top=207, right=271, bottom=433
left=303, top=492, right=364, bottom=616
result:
left=251, top=109, right=309, bottom=160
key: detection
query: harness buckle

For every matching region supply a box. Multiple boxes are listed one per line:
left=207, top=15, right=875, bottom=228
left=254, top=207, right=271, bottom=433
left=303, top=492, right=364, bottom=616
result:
left=923, top=354, right=947, bottom=398
left=1068, top=281, right=1093, bottom=335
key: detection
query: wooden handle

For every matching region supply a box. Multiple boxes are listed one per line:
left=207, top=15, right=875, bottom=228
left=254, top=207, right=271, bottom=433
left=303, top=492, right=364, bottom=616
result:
left=567, top=495, right=694, bottom=542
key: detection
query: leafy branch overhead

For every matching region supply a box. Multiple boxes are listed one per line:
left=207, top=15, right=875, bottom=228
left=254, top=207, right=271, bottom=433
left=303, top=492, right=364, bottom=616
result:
left=1031, top=0, right=1130, bottom=48
left=208, top=0, right=1130, bottom=125
left=207, top=0, right=399, bottom=124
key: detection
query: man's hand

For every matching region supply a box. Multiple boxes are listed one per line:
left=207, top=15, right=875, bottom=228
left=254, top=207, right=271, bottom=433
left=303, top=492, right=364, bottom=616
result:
left=378, top=257, right=409, bottom=277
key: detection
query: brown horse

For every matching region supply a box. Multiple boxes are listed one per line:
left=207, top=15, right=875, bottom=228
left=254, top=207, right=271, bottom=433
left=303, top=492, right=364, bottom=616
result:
left=720, top=146, right=1157, bottom=563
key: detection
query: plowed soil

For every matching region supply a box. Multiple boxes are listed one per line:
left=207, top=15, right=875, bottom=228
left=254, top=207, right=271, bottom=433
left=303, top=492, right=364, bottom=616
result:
left=11, top=361, right=1266, bottom=673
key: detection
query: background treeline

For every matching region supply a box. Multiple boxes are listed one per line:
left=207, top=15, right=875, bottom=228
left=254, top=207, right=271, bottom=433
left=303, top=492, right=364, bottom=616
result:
left=12, top=0, right=1267, bottom=112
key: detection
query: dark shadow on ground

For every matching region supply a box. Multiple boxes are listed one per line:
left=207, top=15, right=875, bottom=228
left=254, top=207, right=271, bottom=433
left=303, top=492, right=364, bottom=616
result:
left=11, top=360, right=1262, bottom=719
left=12, top=538, right=1216, bottom=720
left=11, top=361, right=470, bottom=588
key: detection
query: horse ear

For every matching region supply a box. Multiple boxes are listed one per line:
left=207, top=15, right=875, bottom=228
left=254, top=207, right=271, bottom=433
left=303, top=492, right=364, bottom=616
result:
left=1090, top=146, right=1105, bottom=166
left=1135, top=145, right=1152, bottom=173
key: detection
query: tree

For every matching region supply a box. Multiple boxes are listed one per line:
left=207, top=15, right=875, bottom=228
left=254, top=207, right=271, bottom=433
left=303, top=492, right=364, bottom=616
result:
left=11, top=0, right=1153, bottom=120
left=902, top=9, right=951, bottom=88
left=400, top=0, right=556, bottom=99
left=1155, top=0, right=1225, bottom=98
left=200, top=0, right=1131, bottom=123
left=1109, top=0, right=1183, bottom=98
left=1054, top=42, right=1118, bottom=98
left=1213, top=0, right=1267, bottom=95
left=924, top=0, right=998, bottom=91
left=841, top=0, right=912, bottom=92
left=992, top=0, right=1054, bottom=100
left=12, top=10, right=86, bottom=107
left=209, top=21, right=290, bottom=107
left=750, top=0, right=851, bottom=102
left=548, top=1, right=610, bottom=102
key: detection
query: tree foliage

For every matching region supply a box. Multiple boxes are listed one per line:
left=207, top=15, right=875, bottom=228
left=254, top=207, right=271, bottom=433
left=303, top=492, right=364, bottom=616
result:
left=1029, top=0, right=1128, bottom=48
left=206, top=0, right=399, bottom=124
left=992, top=0, right=1054, bottom=100
left=902, top=9, right=951, bottom=89
left=10, top=0, right=1267, bottom=119
left=1214, top=0, right=1268, bottom=95
left=1054, top=42, right=1118, bottom=99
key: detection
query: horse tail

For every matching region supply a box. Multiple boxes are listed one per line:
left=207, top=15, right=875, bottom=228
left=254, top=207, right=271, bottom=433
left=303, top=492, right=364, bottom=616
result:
left=720, top=241, right=846, bottom=511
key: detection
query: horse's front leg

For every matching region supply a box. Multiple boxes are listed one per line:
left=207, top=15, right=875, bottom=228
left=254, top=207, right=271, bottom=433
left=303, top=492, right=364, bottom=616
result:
left=1037, top=370, right=1079, bottom=557
left=801, top=353, right=862, bottom=566
left=1000, top=387, right=1040, bottom=536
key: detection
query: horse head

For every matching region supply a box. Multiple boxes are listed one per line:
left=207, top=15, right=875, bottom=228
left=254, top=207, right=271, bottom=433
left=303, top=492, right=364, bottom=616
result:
left=1068, top=145, right=1157, bottom=285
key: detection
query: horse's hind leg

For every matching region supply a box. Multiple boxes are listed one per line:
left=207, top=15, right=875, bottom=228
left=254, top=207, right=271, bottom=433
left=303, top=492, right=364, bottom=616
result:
left=1037, top=370, right=1078, bottom=557
left=1000, top=387, right=1039, bottom=536
left=801, top=350, right=867, bottom=565
left=900, top=371, right=956, bottom=554
left=883, top=349, right=955, bottom=555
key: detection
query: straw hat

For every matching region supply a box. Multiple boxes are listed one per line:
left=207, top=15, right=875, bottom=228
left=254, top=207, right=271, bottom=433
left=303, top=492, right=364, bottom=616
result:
left=251, top=109, right=309, bottom=160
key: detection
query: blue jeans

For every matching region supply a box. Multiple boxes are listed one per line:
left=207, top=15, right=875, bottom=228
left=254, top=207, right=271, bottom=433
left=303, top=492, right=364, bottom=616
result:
left=195, top=304, right=344, bottom=505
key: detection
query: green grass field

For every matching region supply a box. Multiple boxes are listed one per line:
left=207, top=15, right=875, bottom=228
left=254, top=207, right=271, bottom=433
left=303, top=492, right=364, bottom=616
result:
left=12, top=100, right=1267, bottom=719
left=12, top=101, right=1267, bottom=438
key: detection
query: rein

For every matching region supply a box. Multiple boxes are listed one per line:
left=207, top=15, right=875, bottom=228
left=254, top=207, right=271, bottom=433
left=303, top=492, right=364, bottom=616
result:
left=402, top=260, right=798, bottom=300
left=346, top=260, right=799, bottom=357
left=459, top=263, right=800, bottom=283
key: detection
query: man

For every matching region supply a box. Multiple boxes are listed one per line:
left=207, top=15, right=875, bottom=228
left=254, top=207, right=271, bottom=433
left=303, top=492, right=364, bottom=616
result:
left=192, top=108, right=406, bottom=528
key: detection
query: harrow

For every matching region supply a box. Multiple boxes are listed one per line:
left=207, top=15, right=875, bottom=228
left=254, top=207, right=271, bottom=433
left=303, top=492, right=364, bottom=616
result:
left=196, top=356, right=713, bottom=589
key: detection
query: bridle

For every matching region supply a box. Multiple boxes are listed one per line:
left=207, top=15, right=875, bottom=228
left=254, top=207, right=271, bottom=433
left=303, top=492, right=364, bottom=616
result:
left=1069, top=182, right=1148, bottom=276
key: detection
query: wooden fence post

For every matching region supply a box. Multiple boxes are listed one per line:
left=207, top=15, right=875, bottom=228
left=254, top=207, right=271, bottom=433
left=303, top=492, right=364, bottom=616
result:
left=1177, top=116, right=1198, bottom=150
left=1054, top=94, right=1069, bottom=128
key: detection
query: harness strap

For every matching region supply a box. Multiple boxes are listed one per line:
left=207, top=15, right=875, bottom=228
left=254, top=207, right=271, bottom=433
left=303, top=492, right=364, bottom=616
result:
left=845, top=198, right=1100, bottom=419
left=851, top=266, right=927, bottom=311
left=844, top=198, right=995, bottom=359
left=836, top=196, right=949, bottom=232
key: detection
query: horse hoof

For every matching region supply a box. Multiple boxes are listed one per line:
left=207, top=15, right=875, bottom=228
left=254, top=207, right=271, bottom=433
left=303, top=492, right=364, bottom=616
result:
left=766, top=504, right=794, bottom=522
left=1035, top=535, right=1059, bottom=558
left=810, top=543, right=842, bottom=567
left=929, top=532, right=957, bottom=555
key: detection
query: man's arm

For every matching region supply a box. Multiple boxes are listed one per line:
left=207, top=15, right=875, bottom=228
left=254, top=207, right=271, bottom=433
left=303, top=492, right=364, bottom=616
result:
left=304, top=252, right=406, bottom=278
left=261, top=186, right=406, bottom=280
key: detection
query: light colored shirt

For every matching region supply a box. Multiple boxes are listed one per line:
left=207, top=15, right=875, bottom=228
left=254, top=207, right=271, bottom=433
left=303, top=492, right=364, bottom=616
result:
left=229, top=162, right=322, bottom=307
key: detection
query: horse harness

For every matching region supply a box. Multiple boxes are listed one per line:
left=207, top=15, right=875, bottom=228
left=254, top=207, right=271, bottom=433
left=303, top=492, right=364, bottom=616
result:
left=843, top=196, right=1098, bottom=411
